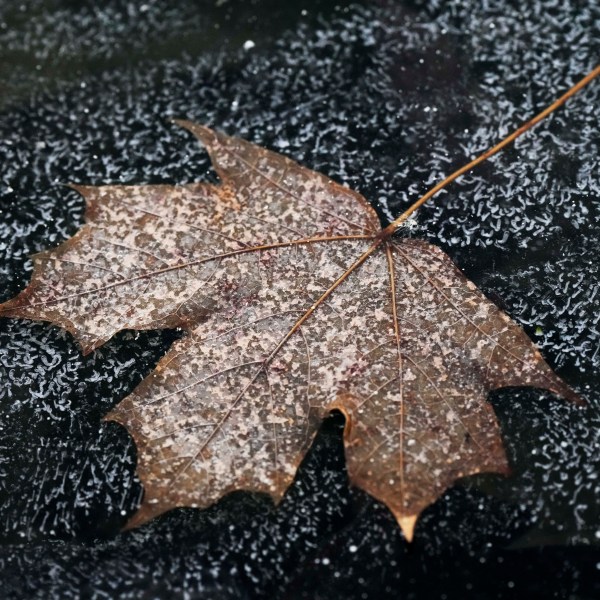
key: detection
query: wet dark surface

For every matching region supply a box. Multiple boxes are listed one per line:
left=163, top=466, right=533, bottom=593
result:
left=0, top=1, right=599, bottom=598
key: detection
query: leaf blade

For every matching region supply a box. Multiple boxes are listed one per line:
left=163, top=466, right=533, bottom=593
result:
left=0, top=124, right=582, bottom=540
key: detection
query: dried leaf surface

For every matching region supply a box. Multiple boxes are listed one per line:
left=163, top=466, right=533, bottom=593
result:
left=0, top=123, right=579, bottom=540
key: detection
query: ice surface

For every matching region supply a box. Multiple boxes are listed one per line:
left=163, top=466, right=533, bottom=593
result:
left=0, top=0, right=598, bottom=597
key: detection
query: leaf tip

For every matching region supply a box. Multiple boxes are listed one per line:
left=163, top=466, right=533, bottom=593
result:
left=543, top=375, right=586, bottom=407
left=121, top=501, right=165, bottom=531
left=0, top=298, right=18, bottom=318
left=170, top=117, right=192, bottom=129
left=172, top=119, right=209, bottom=134
left=559, top=385, right=586, bottom=407
left=171, top=120, right=217, bottom=147
left=64, top=182, right=85, bottom=194
left=397, top=514, right=418, bottom=542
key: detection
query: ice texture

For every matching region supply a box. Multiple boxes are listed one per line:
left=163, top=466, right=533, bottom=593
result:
left=0, top=0, right=598, bottom=598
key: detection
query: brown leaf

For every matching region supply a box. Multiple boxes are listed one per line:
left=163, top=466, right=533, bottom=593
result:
left=0, top=122, right=581, bottom=541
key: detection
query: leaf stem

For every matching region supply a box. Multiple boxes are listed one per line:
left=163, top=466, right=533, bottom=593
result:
left=382, top=64, right=600, bottom=237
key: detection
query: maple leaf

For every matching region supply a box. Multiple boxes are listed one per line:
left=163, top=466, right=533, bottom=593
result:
left=2, top=67, right=597, bottom=541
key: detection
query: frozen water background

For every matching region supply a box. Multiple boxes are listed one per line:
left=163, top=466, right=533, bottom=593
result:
left=0, top=0, right=599, bottom=597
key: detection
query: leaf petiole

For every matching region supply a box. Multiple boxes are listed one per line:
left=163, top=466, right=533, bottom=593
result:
left=382, top=64, right=600, bottom=238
